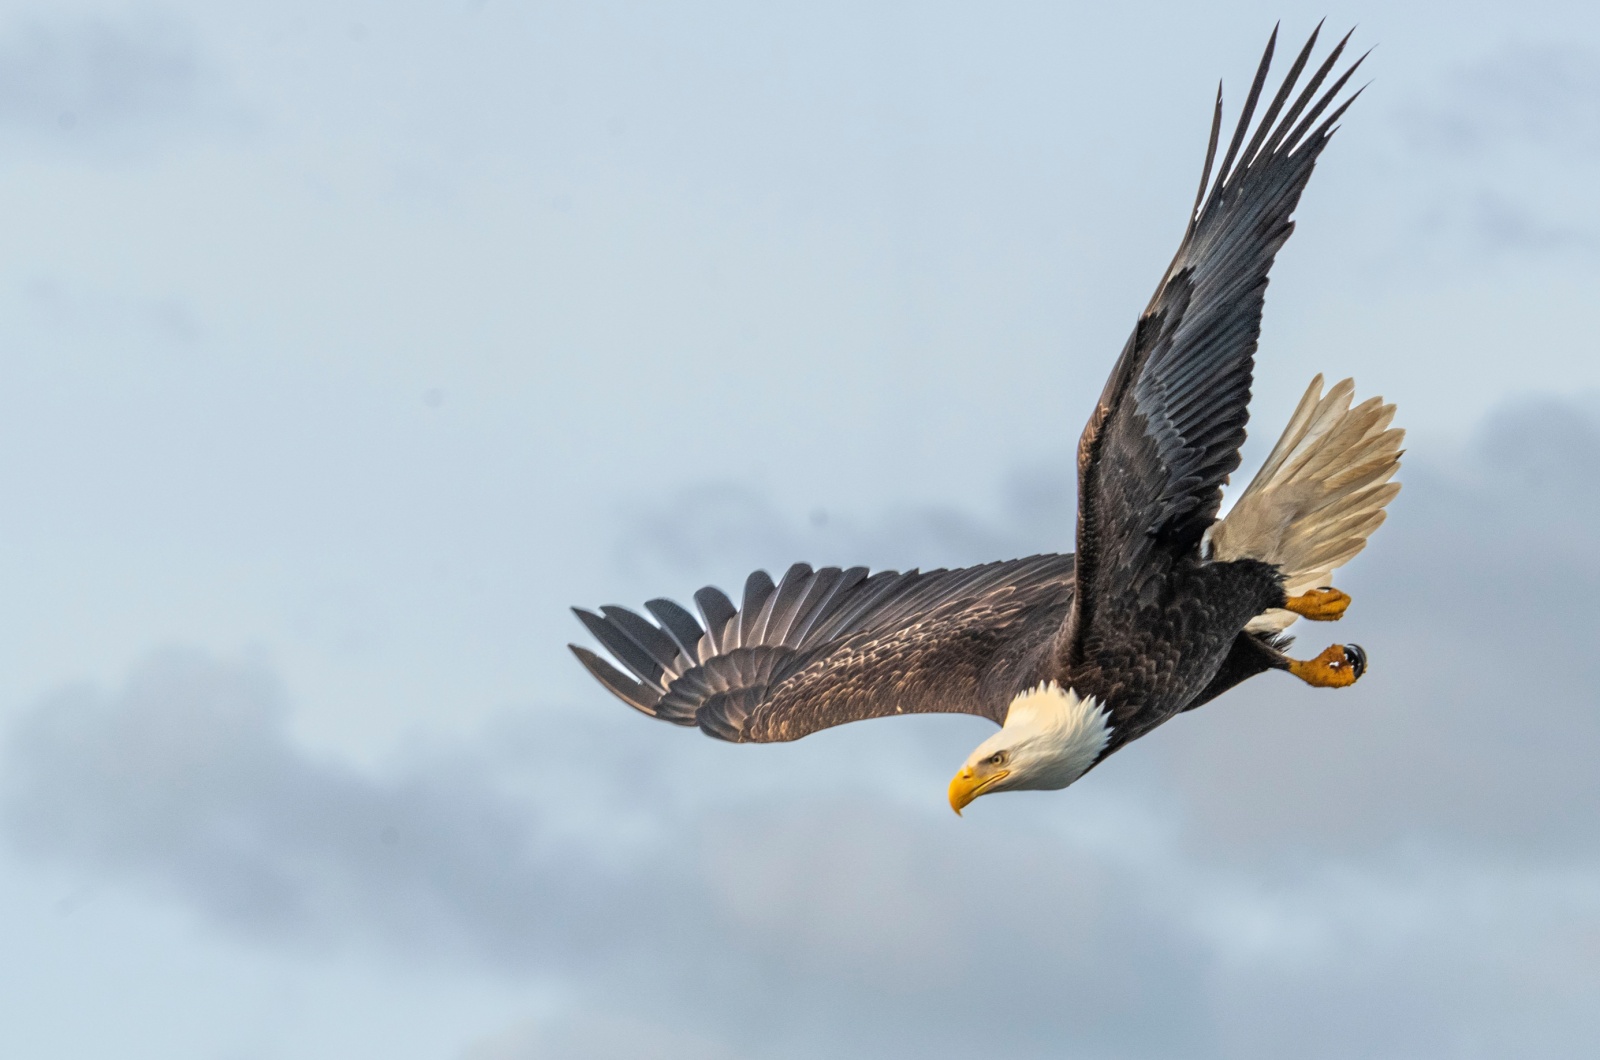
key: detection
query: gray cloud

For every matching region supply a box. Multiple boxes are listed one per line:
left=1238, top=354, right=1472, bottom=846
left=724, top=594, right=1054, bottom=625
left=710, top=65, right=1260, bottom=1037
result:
left=9, top=399, right=1600, bottom=1057
left=465, top=1010, right=745, bottom=1060
left=1400, top=44, right=1600, bottom=158
left=1468, top=193, right=1600, bottom=258
left=1, top=651, right=613, bottom=961
left=0, top=648, right=1209, bottom=1058
left=0, top=14, right=237, bottom=156
left=1396, top=44, right=1600, bottom=264
left=611, top=456, right=1074, bottom=584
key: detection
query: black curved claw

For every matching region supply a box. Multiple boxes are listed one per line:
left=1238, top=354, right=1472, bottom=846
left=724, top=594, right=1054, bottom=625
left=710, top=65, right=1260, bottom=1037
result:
left=1343, top=644, right=1367, bottom=680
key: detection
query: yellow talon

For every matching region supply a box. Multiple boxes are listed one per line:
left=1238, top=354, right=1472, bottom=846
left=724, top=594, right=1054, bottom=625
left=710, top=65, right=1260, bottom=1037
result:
left=1287, top=644, right=1367, bottom=688
left=1283, top=587, right=1351, bottom=621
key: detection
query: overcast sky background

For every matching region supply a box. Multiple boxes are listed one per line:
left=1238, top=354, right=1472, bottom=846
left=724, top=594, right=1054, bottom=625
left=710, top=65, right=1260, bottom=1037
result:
left=1, top=1, right=1599, bottom=1057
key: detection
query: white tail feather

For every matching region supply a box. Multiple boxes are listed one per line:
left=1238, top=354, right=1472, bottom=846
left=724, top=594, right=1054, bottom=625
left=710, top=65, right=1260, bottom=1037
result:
left=1207, top=375, right=1404, bottom=634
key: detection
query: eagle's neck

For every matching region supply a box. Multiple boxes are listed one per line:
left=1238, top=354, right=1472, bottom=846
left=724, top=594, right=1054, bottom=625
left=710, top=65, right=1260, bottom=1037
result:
left=1001, top=682, right=1112, bottom=790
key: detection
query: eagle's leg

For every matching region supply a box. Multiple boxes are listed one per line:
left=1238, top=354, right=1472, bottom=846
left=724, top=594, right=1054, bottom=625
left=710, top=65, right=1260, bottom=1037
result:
left=1282, top=587, right=1350, bottom=621
left=1285, top=643, right=1366, bottom=687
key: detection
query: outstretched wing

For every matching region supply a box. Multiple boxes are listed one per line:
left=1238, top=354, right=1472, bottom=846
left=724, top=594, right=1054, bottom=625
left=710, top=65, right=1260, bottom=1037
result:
left=571, top=554, right=1075, bottom=742
left=1067, top=25, right=1365, bottom=659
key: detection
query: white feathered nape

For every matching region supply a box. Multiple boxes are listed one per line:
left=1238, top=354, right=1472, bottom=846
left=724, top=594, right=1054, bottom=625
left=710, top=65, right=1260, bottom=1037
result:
left=995, top=682, right=1111, bottom=790
left=1206, top=375, right=1404, bottom=634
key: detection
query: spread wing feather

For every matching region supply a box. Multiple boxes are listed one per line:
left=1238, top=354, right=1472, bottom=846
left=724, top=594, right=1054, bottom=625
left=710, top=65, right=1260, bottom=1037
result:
left=1067, top=25, right=1365, bottom=661
left=571, top=555, right=1076, bottom=742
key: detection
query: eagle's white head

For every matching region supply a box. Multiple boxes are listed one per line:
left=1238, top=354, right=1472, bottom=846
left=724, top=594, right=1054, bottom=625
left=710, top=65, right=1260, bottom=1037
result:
left=947, top=682, right=1111, bottom=814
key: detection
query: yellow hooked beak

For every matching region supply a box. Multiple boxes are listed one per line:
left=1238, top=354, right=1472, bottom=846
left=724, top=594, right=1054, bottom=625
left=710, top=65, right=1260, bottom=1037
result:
left=948, top=765, right=1009, bottom=815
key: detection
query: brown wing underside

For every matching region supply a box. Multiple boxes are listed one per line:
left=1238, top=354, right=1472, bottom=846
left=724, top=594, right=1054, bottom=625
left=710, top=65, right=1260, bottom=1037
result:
left=571, top=554, right=1076, bottom=743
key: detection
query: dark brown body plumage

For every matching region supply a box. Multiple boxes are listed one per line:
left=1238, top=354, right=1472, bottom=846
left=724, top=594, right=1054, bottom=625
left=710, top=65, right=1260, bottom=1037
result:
left=1061, top=556, right=1285, bottom=758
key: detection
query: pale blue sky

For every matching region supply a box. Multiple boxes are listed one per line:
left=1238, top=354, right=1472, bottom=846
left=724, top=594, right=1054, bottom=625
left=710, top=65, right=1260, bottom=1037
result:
left=1, top=3, right=1598, bottom=1058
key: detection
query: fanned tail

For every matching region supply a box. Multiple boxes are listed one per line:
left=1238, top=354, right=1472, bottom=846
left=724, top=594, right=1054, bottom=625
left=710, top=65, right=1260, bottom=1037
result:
left=1207, top=375, right=1404, bottom=633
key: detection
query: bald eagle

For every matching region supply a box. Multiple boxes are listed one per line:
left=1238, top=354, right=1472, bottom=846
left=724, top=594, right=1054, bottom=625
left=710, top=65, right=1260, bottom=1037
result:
left=570, top=26, right=1402, bottom=813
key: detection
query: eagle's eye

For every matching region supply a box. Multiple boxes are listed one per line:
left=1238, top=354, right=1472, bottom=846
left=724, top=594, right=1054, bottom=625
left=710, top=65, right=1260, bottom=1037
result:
left=988, top=751, right=1008, bottom=767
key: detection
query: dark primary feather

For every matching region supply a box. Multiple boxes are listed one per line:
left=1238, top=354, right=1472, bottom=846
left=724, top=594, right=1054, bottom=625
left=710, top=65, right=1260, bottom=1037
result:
left=569, top=555, right=1077, bottom=742
left=644, top=597, right=705, bottom=661
left=1066, top=26, right=1364, bottom=667
left=693, top=586, right=737, bottom=654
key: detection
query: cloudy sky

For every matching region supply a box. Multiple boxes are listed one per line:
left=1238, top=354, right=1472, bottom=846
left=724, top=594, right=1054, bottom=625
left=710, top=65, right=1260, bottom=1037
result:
left=2, top=1, right=1599, bottom=1057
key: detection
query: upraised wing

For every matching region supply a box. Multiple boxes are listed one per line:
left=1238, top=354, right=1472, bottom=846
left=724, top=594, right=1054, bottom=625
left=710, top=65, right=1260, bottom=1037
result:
left=1066, top=25, right=1365, bottom=661
left=571, top=555, right=1075, bottom=742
